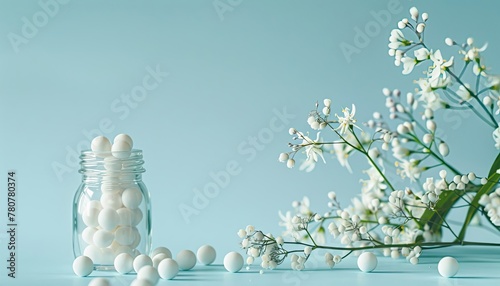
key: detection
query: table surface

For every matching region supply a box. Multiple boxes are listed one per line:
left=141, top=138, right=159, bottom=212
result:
left=2, top=246, right=500, bottom=286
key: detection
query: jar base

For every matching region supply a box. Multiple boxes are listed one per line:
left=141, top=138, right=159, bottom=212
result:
left=94, top=265, right=116, bottom=271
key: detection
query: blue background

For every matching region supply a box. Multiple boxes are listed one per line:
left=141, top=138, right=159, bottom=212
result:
left=1, top=0, right=500, bottom=285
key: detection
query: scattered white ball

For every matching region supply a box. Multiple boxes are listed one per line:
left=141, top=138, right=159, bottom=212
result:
left=130, top=278, right=153, bottom=286
left=91, top=136, right=112, bottom=155
left=114, top=252, right=134, bottom=274
left=197, top=245, right=216, bottom=265
left=438, top=256, right=459, bottom=278
left=133, top=254, right=153, bottom=273
left=137, top=265, right=160, bottom=285
left=158, top=258, right=179, bottom=280
left=357, top=252, right=377, bottom=272
left=114, top=133, right=134, bottom=148
left=111, top=140, right=132, bottom=159
left=88, top=277, right=110, bottom=286
left=151, top=246, right=172, bottom=259
left=122, top=187, right=143, bottom=209
left=152, top=253, right=169, bottom=268
left=176, top=249, right=197, bottom=270
left=223, top=251, right=244, bottom=273
left=98, top=208, right=120, bottom=231
left=73, top=256, right=94, bottom=277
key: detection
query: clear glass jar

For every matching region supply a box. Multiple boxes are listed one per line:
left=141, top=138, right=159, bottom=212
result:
left=72, top=149, right=151, bottom=270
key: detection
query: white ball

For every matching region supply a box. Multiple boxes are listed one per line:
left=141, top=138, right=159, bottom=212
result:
left=132, top=208, right=143, bottom=226
left=151, top=246, right=172, bottom=259
left=88, top=277, right=110, bottom=286
left=103, top=157, right=122, bottom=171
left=137, top=265, right=160, bottom=285
left=100, top=193, right=123, bottom=210
left=130, top=279, right=153, bottom=286
left=133, top=254, right=153, bottom=273
left=98, top=208, right=119, bottom=231
left=158, top=258, right=179, bottom=280
left=82, top=227, right=98, bottom=245
left=223, top=251, right=244, bottom=273
left=114, top=226, right=135, bottom=246
left=176, top=250, right=197, bottom=271
left=114, top=252, right=134, bottom=274
left=82, top=207, right=100, bottom=227
left=152, top=253, right=169, bottom=268
left=117, top=207, right=134, bottom=226
left=114, top=133, right=134, bottom=148
left=438, top=256, right=459, bottom=277
left=73, top=256, right=94, bottom=277
left=100, top=248, right=116, bottom=265
left=357, top=252, right=377, bottom=272
left=93, top=230, right=114, bottom=248
left=122, top=187, right=143, bottom=209
left=91, top=136, right=112, bottom=155
left=112, top=140, right=132, bottom=159
left=83, top=245, right=101, bottom=263
left=197, top=245, right=216, bottom=265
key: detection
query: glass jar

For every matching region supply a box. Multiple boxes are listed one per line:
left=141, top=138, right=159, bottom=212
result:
left=72, top=149, right=151, bottom=270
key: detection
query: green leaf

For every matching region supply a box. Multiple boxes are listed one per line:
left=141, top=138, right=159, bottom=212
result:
left=488, top=152, right=500, bottom=177
left=418, top=190, right=462, bottom=236
left=456, top=171, right=500, bottom=242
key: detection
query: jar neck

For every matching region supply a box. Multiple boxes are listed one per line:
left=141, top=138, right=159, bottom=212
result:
left=79, top=149, right=145, bottom=183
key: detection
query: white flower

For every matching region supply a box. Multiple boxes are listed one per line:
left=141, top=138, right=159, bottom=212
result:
left=278, top=211, right=300, bottom=239
left=493, top=127, right=500, bottom=149
left=333, top=142, right=352, bottom=173
left=401, top=57, right=417, bottom=74
left=466, top=43, right=488, bottom=62
left=388, top=29, right=410, bottom=49
left=397, top=159, right=424, bottom=182
left=335, top=104, right=360, bottom=135
left=360, top=166, right=387, bottom=195
left=414, top=47, right=430, bottom=61
left=416, top=78, right=447, bottom=111
left=392, top=145, right=410, bottom=160
left=298, top=133, right=326, bottom=172
left=456, top=84, right=472, bottom=101
left=429, top=50, right=454, bottom=83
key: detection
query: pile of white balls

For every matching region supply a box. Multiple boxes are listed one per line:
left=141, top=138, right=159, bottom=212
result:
left=79, top=134, right=145, bottom=265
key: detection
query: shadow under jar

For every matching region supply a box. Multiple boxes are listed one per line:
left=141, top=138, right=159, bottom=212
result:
left=73, top=149, right=152, bottom=270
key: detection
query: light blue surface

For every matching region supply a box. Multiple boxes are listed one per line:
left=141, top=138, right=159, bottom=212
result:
left=1, top=0, right=500, bottom=285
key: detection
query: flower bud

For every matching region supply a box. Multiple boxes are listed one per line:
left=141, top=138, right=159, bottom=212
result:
left=278, top=153, right=289, bottom=162
left=416, top=23, right=425, bottom=33
left=307, top=116, right=316, bottom=125
left=407, top=92, right=414, bottom=105
left=426, top=120, right=436, bottom=132
left=439, top=142, right=449, bottom=157
left=288, top=128, right=297, bottom=135
left=397, top=21, right=405, bottom=29
left=383, top=133, right=392, bottom=143
left=445, top=37, right=454, bottom=46
left=423, top=133, right=433, bottom=144
left=397, top=124, right=409, bottom=134
left=409, top=7, right=419, bottom=20
left=287, top=158, right=295, bottom=168
left=424, top=109, right=433, bottom=119
left=483, top=96, right=492, bottom=106
left=467, top=37, right=474, bottom=46
left=322, top=106, right=330, bottom=116
left=382, top=88, right=391, bottom=96
left=323, top=99, right=332, bottom=107
left=422, top=12, right=428, bottom=21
